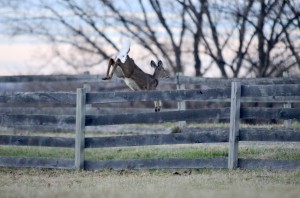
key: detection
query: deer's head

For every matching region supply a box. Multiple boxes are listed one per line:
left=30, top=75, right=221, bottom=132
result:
left=151, top=60, right=169, bottom=79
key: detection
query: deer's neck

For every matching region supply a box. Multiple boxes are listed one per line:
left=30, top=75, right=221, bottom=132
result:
left=152, top=69, right=161, bottom=80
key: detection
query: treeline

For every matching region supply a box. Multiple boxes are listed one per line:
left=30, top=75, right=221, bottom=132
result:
left=1, top=0, right=299, bottom=77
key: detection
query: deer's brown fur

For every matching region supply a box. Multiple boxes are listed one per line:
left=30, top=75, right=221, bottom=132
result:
left=103, top=55, right=169, bottom=111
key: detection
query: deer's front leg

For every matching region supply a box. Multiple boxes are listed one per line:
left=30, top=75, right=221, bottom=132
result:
left=102, top=58, right=115, bottom=80
left=158, top=100, right=162, bottom=111
left=154, top=100, right=160, bottom=112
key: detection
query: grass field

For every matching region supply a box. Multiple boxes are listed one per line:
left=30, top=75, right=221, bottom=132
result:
left=0, top=167, right=299, bottom=198
left=1, top=143, right=300, bottom=160
left=1, top=123, right=300, bottom=197
left=0, top=144, right=300, bottom=197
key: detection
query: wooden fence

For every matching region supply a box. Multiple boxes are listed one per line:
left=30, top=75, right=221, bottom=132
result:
left=0, top=73, right=299, bottom=85
left=1, top=73, right=299, bottom=129
left=0, top=80, right=300, bottom=170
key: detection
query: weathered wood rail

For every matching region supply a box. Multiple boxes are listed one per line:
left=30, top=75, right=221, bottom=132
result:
left=1, top=73, right=299, bottom=129
left=0, top=80, right=300, bottom=170
left=0, top=74, right=299, bottom=85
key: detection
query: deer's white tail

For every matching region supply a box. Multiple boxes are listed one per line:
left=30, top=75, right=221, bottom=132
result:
left=116, top=40, right=131, bottom=63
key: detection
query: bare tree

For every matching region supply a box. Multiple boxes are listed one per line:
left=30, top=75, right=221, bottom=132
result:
left=1, top=0, right=299, bottom=77
left=98, top=0, right=189, bottom=74
left=179, top=0, right=206, bottom=76
left=1, top=0, right=119, bottom=73
left=229, top=0, right=255, bottom=77
left=242, top=0, right=300, bottom=77
left=182, top=0, right=255, bottom=77
left=185, top=0, right=300, bottom=77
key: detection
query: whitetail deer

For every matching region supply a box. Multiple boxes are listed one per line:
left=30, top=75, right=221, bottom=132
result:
left=102, top=50, right=169, bottom=112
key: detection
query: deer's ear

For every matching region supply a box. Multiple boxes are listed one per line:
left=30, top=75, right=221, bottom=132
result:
left=158, top=60, right=163, bottom=67
left=150, top=60, right=157, bottom=68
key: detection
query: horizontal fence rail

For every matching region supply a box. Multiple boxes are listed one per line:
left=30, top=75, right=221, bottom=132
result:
left=240, top=108, right=300, bottom=120
left=238, top=159, right=300, bottom=171
left=0, top=156, right=74, bottom=169
left=0, top=107, right=163, bottom=116
left=1, top=156, right=299, bottom=171
left=85, top=108, right=230, bottom=126
left=0, top=92, right=76, bottom=105
left=241, top=84, right=300, bottom=97
left=0, top=74, right=106, bottom=83
left=2, top=85, right=300, bottom=106
left=0, top=77, right=300, bottom=171
left=0, top=74, right=299, bottom=86
left=84, top=158, right=228, bottom=170
left=178, top=76, right=300, bottom=86
left=0, top=114, right=76, bottom=127
left=86, top=88, right=228, bottom=103
left=2, top=107, right=300, bottom=127
left=1, top=128, right=299, bottom=148
left=0, top=135, right=75, bottom=148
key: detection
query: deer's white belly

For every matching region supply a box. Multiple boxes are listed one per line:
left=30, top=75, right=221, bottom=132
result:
left=115, top=66, right=141, bottom=91
left=115, top=66, right=124, bottom=78
left=123, top=78, right=141, bottom=91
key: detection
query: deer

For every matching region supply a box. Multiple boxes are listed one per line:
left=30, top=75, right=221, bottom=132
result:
left=102, top=45, right=169, bottom=112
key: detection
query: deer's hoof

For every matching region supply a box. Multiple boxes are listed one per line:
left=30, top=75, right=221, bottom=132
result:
left=102, top=77, right=111, bottom=80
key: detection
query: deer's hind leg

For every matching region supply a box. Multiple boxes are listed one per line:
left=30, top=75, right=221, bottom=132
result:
left=102, top=58, right=115, bottom=80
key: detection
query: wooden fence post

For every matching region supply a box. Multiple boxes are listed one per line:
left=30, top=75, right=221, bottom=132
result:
left=283, top=71, right=292, bottom=128
left=176, top=72, right=186, bottom=128
left=75, top=88, right=86, bottom=170
left=228, top=81, right=241, bottom=170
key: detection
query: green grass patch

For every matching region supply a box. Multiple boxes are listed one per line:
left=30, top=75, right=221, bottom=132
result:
left=1, top=144, right=300, bottom=161
left=84, top=145, right=228, bottom=160
left=0, top=145, right=228, bottom=160
left=240, top=147, right=300, bottom=160
left=0, top=146, right=74, bottom=159
left=292, top=121, right=300, bottom=129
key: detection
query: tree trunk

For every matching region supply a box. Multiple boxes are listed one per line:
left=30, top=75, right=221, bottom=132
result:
left=257, top=0, right=266, bottom=77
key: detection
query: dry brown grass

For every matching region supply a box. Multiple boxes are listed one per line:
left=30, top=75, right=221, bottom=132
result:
left=1, top=123, right=299, bottom=197
left=0, top=168, right=299, bottom=198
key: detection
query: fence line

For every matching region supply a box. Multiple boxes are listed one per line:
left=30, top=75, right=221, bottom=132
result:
left=0, top=80, right=300, bottom=170
left=1, top=128, right=299, bottom=148
left=1, top=84, right=300, bottom=105
left=80, top=82, right=300, bottom=171
left=1, top=108, right=299, bottom=129
left=1, top=74, right=299, bottom=85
